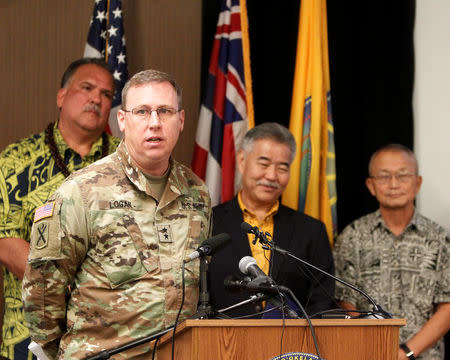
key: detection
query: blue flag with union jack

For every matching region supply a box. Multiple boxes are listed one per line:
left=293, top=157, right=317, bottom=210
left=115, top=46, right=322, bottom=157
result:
left=192, top=0, right=252, bottom=206
left=84, top=0, right=128, bottom=137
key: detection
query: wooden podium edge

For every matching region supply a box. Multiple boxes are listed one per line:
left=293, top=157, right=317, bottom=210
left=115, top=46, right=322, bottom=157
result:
left=157, top=318, right=406, bottom=347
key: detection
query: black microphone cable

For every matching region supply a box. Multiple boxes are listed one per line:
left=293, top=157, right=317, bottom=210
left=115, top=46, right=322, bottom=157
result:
left=275, top=284, right=286, bottom=359
left=310, top=307, right=376, bottom=319
left=291, top=257, right=340, bottom=315
left=229, top=304, right=283, bottom=319
left=151, top=336, right=160, bottom=360
left=171, top=261, right=186, bottom=360
left=285, top=288, right=323, bottom=359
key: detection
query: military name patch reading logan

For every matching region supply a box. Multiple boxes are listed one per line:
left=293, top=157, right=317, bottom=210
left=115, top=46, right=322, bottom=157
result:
left=109, top=200, right=133, bottom=209
left=34, top=202, right=55, bottom=222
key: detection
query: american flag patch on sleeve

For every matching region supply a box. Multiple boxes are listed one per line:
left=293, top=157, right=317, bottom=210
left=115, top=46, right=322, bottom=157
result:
left=34, top=202, right=55, bottom=222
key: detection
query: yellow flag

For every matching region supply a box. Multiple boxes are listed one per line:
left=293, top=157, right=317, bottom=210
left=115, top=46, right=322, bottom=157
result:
left=282, top=0, right=337, bottom=245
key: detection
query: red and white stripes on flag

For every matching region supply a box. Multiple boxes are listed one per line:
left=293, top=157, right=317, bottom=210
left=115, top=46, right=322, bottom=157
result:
left=192, top=0, right=254, bottom=206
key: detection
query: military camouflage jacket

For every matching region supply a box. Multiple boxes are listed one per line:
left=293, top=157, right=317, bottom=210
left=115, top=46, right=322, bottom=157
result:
left=23, top=142, right=211, bottom=360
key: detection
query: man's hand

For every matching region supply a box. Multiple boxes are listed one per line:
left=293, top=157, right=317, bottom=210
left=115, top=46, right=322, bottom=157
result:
left=338, top=300, right=360, bottom=317
left=399, top=302, right=450, bottom=358
left=398, top=348, right=408, bottom=360
left=0, top=237, right=30, bottom=279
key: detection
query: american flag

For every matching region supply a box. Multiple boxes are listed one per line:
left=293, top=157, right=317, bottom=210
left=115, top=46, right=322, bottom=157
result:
left=84, top=0, right=128, bottom=138
left=34, top=202, right=55, bottom=222
left=192, top=0, right=252, bottom=206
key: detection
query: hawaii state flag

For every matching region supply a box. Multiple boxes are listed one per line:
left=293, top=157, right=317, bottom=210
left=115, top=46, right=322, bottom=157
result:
left=191, top=0, right=254, bottom=206
left=84, top=0, right=128, bottom=138
left=282, top=0, right=338, bottom=245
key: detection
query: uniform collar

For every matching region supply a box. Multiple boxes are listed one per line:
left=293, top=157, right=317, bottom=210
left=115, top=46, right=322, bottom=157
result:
left=116, top=142, right=188, bottom=206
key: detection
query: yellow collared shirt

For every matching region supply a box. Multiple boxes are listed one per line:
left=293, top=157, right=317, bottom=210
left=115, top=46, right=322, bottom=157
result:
left=237, top=191, right=278, bottom=275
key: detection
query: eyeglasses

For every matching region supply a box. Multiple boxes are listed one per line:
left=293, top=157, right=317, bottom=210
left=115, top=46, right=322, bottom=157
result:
left=122, top=106, right=181, bottom=121
left=370, top=173, right=416, bottom=184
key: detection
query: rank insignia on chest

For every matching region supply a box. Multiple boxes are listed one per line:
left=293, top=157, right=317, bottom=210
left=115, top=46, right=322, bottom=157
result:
left=157, top=224, right=173, bottom=243
left=34, top=202, right=55, bottom=222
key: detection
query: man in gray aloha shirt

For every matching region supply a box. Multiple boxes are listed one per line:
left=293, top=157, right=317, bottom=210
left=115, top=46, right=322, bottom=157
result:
left=334, top=144, right=450, bottom=360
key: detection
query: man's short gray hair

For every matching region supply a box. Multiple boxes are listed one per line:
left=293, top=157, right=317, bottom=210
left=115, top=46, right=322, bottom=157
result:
left=241, top=122, right=297, bottom=163
left=121, top=69, right=182, bottom=109
left=368, top=143, right=418, bottom=176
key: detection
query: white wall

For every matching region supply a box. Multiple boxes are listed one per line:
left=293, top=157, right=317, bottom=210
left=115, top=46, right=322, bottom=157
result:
left=414, top=1, right=450, bottom=231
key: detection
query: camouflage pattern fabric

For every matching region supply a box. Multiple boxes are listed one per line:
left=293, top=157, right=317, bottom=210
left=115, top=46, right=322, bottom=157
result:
left=0, top=123, right=119, bottom=360
left=23, top=142, right=211, bottom=360
left=334, top=210, right=450, bottom=360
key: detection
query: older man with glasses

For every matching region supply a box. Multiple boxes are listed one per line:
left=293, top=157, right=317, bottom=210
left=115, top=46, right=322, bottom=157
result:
left=333, top=144, right=450, bottom=360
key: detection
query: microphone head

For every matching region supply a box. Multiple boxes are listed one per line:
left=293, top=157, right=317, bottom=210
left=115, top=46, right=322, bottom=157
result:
left=201, top=233, right=231, bottom=256
left=240, top=221, right=254, bottom=234
left=238, top=256, right=257, bottom=275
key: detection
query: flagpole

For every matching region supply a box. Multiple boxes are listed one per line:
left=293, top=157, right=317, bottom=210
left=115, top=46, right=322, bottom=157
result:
left=105, top=0, right=110, bottom=61
left=239, top=0, right=254, bottom=129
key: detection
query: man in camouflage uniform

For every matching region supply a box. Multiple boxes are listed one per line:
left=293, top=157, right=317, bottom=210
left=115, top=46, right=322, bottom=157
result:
left=334, top=144, right=450, bottom=360
left=22, top=69, right=211, bottom=359
left=0, top=58, right=119, bottom=360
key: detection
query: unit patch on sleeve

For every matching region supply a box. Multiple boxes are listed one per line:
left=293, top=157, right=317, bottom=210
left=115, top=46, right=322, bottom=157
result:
left=35, top=222, right=49, bottom=249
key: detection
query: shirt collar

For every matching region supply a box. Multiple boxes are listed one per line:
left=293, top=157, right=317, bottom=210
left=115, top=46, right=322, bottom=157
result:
left=117, top=142, right=188, bottom=206
left=371, top=208, right=424, bottom=234
left=237, top=191, right=279, bottom=219
left=53, top=121, right=105, bottom=158
left=409, top=210, right=427, bottom=235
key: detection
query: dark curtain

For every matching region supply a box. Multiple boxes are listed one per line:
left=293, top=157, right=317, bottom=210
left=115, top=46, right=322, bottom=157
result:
left=327, top=1, right=415, bottom=229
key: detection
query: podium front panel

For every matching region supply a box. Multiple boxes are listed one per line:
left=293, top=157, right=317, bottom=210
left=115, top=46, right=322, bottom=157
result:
left=157, top=319, right=405, bottom=360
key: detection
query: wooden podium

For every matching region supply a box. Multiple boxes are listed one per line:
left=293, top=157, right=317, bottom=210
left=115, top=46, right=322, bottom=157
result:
left=157, top=318, right=405, bottom=359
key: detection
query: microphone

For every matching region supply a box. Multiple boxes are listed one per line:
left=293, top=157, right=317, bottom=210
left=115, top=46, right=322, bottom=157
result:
left=184, top=233, right=231, bottom=263
left=224, top=275, right=289, bottom=295
left=241, top=222, right=271, bottom=245
left=239, top=256, right=273, bottom=283
left=240, top=221, right=259, bottom=235
left=232, top=259, right=300, bottom=319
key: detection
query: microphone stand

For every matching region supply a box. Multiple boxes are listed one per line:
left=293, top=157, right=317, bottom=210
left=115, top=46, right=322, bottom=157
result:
left=218, top=293, right=268, bottom=315
left=189, top=257, right=219, bottom=319
left=219, top=276, right=323, bottom=358
left=257, top=234, right=392, bottom=319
